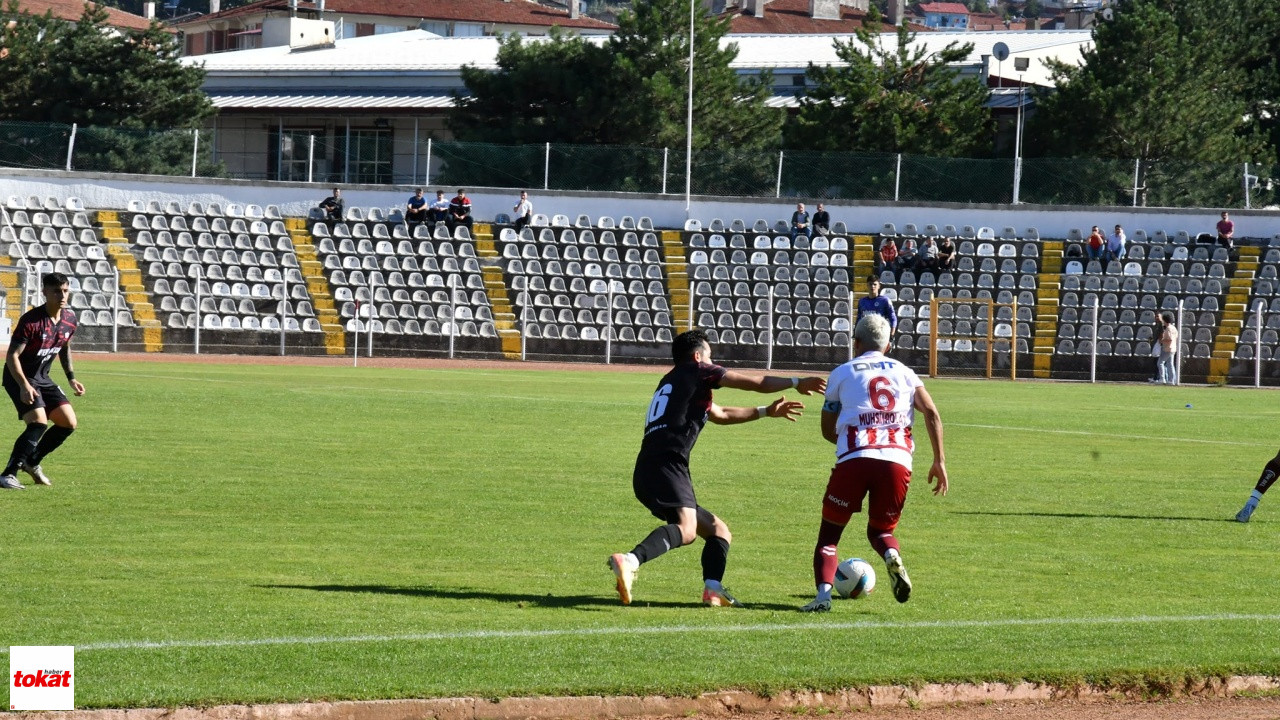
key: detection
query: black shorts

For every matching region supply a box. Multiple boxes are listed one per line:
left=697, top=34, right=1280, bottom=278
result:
left=3, top=376, right=69, bottom=419
left=633, top=455, right=702, bottom=523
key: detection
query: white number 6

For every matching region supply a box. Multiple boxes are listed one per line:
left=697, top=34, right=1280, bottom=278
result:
left=647, top=384, right=673, bottom=423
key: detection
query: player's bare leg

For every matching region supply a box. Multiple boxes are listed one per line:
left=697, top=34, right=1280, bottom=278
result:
left=1237, top=451, right=1280, bottom=523
left=696, top=508, right=741, bottom=607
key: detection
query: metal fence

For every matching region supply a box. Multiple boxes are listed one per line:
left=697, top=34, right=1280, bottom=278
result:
left=1, top=119, right=1275, bottom=209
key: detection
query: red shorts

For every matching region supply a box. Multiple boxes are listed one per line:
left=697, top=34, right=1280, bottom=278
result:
left=821, top=456, right=911, bottom=531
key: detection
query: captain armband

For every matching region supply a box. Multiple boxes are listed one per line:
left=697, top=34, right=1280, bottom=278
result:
left=822, top=399, right=841, bottom=413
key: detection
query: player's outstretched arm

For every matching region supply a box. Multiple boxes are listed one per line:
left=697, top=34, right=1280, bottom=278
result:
left=719, top=370, right=826, bottom=396
left=708, top=397, right=804, bottom=425
left=913, top=386, right=948, bottom=496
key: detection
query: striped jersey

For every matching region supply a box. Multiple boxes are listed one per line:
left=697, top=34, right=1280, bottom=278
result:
left=824, top=351, right=922, bottom=470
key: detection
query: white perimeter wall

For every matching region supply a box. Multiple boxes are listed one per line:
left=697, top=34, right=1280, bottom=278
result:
left=2, top=168, right=1277, bottom=241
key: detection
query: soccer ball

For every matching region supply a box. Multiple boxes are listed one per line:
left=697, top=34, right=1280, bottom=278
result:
left=833, top=558, right=876, bottom=599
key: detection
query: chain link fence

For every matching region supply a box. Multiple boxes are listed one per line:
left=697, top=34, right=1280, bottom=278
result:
left=3, top=120, right=1276, bottom=210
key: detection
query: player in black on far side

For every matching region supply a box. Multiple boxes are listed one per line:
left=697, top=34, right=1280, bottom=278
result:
left=608, top=329, right=826, bottom=607
left=0, top=272, right=84, bottom=490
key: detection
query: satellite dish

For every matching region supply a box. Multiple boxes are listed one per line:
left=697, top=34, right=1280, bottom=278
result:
left=992, top=42, right=1010, bottom=62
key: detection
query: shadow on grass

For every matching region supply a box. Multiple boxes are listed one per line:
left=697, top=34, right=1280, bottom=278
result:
left=952, top=510, right=1240, bottom=523
left=259, top=584, right=802, bottom=612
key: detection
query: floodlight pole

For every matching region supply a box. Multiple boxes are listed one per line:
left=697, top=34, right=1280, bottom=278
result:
left=605, top=281, right=614, bottom=365
left=367, top=274, right=375, bottom=358
left=1175, top=299, right=1184, bottom=386
left=111, top=266, right=119, bottom=353
left=1089, top=295, right=1098, bottom=383
left=765, top=285, right=774, bottom=370
left=1012, top=75, right=1025, bottom=205
left=447, top=275, right=457, bottom=360
left=1255, top=300, right=1263, bottom=388
left=279, top=271, right=287, bottom=356
left=684, top=0, right=695, bottom=215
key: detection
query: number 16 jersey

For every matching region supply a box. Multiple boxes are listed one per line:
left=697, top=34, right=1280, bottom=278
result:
left=825, top=351, right=922, bottom=471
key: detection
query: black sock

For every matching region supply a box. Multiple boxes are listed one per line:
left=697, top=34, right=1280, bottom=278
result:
left=631, top=523, right=684, bottom=565
left=701, top=536, right=730, bottom=583
left=1256, top=458, right=1280, bottom=495
left=30, top=425, right=73, bottom=467
left=4, top=422, right=47, bottom=476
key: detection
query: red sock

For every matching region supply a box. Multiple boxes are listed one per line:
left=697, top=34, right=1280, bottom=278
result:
left=814, top=520, right=845, bottom=586
left=867, top=525, right=899, bottom=558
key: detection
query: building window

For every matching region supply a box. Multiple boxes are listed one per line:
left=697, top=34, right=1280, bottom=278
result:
left=269, top=127, right=327, bottom=182
left=453, top=22, right=484, bottom=37
left=421, top=20, right=448, bottom=35
left=336, top=129, right=393, bottom=184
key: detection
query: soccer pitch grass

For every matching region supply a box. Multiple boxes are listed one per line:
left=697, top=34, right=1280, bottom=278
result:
left=3, top=358, right=1279, bottom=708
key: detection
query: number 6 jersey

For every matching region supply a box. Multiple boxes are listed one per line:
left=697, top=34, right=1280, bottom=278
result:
left=638, top=361, right=727, bottom=464
left=824, top=351, right=922, bottom=470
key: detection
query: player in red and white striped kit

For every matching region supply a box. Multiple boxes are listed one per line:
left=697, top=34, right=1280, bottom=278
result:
left=800, top=313, right=948, bottom=612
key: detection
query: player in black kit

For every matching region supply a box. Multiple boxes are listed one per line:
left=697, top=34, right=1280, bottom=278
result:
left=0, top=273, right=84, bottom=490
left=608, top=329, right=826, bottom=606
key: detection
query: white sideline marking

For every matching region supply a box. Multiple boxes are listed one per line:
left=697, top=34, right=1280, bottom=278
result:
left=4, top=613, right=1277, bottom=654
left=952, top=423, right=1264, bottom=447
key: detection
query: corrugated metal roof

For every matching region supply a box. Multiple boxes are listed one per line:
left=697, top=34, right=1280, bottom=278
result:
left=209, top=90, right=456, bottom=109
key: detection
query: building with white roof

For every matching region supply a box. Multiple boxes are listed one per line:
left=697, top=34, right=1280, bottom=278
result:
left=189, top=28, right=1091, bottom=182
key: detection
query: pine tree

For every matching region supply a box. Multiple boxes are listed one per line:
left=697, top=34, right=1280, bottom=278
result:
left=785, top=10, right=992, bottom=157
left=1028, top=0, right=1272, bottom=206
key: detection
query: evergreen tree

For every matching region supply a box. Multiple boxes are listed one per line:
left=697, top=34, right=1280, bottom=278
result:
left=786, top=10, right=992, bottom=157
left=1028, top=0, right=1272, bottom=206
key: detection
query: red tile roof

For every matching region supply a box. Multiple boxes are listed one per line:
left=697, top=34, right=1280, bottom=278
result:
left=7, top=0, right=154, bottom=31
left=178, top=0, right=614, bottom=30
left=726, top=0, right=930, bottom=34
left=916, top=2, right=970, bottom=14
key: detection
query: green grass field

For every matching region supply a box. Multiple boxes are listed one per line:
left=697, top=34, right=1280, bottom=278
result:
left=3, top=358, right=1279, bottom=708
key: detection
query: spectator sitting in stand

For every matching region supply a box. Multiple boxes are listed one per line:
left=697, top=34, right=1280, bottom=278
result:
left=937, top=236, right=956, bottom=271
left=318, top=188, right=343, bottom=222
left=427, top=190, right=450, bottom=232
left=877, top=238, right=899, bottom=276
left=447, top=189, right=473, bottom=234
left=811, top=203, right=831, bottom=237
left=917, top=236, right=940, bottom=272
left=1104, top=224, right=1126, bottom=263
left=789, top=202, right=810, bottom=241
left=405, top=188, right=428, bottom=229
left=1086, top=226, right=1105, bottom=261
left=1216, top=211, right=1234, bottom=250
left=512, top=190, right=533, bottom=232
left=897, top=236, right=918, bottom=272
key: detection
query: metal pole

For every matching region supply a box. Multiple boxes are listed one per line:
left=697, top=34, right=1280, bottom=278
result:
left=775, top=150, right=784, bottom=198
left=684, top=0, right=695, bottom=214
left=662, top=148, right=669, bottom=195
left=605, top=282, right=614, bottom=365
left=353, top=301, right=359, bottom=367
left=894, top=153, right=901, bottom=202
left=848, top=293, right=855, bottom=362
left=65, top=123, right=77, bottom=172
left=1132, top=159, right=1140, bottom=208
left=193, top=265, right=201, bottom=355
left=1012, top=81, right=1024, bottom=205
left=367, top=275, right=375, bottom=358
left=343, top=118, right=351, bottom=185
left=1175, top=299, right=1184, bottom=386
left=279, top=272, right=287, bottom=356
left=448, top=276, right=456, bottom=360
left=277, top=117, right=284, bottom=181
left=765, top=286, right=774, bottom=370
left=521, top=301, right=529, bottom=361
left=307, top=134, right=315, bottom=184
left=425, top=137, right=433, bottom=186
left=111, top=267, right=119, bottom=353
left=1255, top=300, right=1262, bottom=388
left=412, top=118, right=419, bottom=185
left=544, top=142, right=551, bottom=191
left=687, top=277, right=694, bottom=331
left=1244, top=162, right=1251, bottom=210
left=191, top=129, right=199, bottom=178
left=1089, top=296, right=1098, bottom=383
